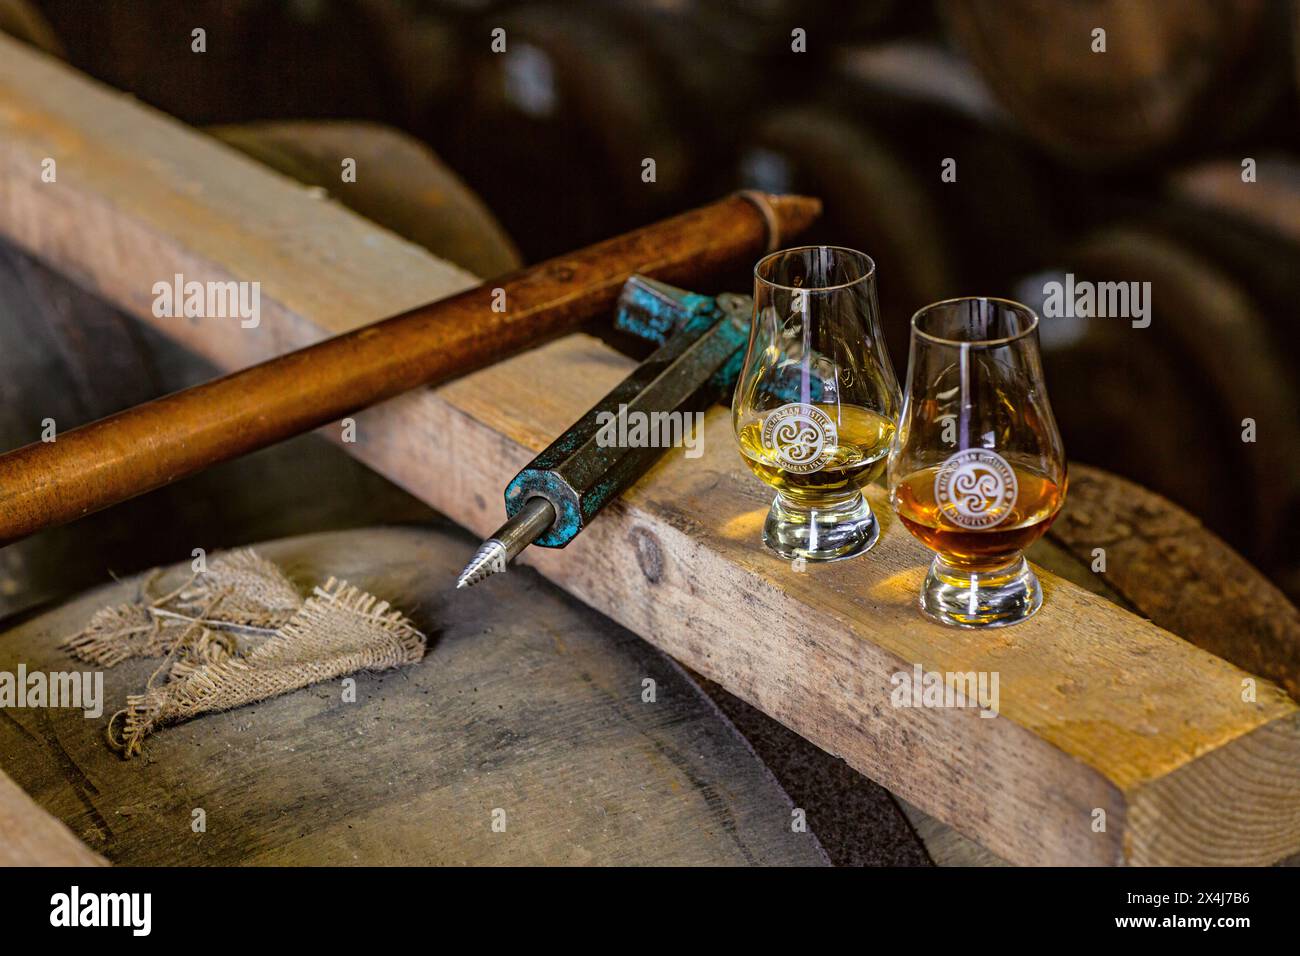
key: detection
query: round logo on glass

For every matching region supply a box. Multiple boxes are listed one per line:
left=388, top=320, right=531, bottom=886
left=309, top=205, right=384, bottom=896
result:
left=934, top=449, right=1018, bottom=529
left=761, top=403, right=837, bottom=474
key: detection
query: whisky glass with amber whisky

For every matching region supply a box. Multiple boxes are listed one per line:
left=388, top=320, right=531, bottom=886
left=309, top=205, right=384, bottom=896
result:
left=732, top=247, right=900, bottom=561
left=888, top=297, right=1066, bottom=626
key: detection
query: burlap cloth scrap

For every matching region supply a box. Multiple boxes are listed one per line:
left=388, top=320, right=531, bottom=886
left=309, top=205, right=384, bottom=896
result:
left=60, top=549, right=425, bottom=758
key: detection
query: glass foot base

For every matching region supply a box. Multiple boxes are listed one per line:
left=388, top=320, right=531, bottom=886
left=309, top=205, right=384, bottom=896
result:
left=763, top=492, right=880, bottom=562
left=920, top=555, right=1042, bottom=628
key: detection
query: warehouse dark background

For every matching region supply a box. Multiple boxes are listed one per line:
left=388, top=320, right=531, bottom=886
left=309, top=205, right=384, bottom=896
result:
left=8, top=0, right=1300, bottom=603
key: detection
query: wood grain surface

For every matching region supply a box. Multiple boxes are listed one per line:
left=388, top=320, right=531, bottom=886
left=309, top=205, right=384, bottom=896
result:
left=0, top=768, right=105, bottom=866
left=1, top=35, right=1298, bottom=865
left=409, top=337, right=1300, bottom=867
left=0, top=525, right=830, bottom=866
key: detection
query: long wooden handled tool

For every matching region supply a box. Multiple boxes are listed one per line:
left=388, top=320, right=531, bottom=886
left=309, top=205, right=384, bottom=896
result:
left=0, top=192, right=819, bottom=548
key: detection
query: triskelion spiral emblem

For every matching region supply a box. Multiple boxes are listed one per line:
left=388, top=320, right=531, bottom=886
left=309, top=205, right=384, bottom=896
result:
left=934, top=449, right=1018, bottom=529
left=761, top=403, right=836, bottom=474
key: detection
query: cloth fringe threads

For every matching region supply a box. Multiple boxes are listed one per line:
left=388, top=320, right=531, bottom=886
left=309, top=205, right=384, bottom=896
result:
left=59, top=550, right=425, bottom=759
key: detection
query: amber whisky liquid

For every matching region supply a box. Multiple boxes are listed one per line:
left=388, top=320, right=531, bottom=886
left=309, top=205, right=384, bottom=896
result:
left=892, top=463, right=1065, bottom=571
left=738, top=404, right=895, bottom=506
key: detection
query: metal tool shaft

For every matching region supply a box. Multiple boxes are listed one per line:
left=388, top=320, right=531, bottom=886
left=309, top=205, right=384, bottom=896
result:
left=0, top=193, right=819, bottom=548
left=456, top=277, right=753, bottom=587
left=456, top=498, right=556, bottom=589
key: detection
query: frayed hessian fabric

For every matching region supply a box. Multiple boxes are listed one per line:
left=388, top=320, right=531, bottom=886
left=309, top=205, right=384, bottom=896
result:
left=60, top=600, right=167, bottom=667
left=60, top=552, right=426, bottom=759
left=60, top=549, right=300, bottom=667
left=175, top=549, right=302, bottom=627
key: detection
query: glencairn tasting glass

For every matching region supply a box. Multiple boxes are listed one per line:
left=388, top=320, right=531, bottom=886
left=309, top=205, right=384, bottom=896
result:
left=732, top=247, right=900, bottom=561
left=888, top=297, right=1066, bottom=626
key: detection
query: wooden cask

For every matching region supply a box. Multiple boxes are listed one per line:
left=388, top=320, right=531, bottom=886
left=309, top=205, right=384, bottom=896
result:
left=210, top=121, right=522, bottom=279
left=0, top=526, right=834, bottom=866
left=941, top=0, right=1287, bottom=167
left=0, top=0, right=62, bottom=55
left=32, top=0, right=408, bottom=126
left=435, top=1, right=770, bottom=261
left=4, top=467, right=1297, bottom=865
left=1015, top=225, right=1300, bottom=581
left=736, top=43, right=1066, bottom=361
left=736, top=103, right=959, bottom=364
left=1169, top=156, right=1300, bottom=250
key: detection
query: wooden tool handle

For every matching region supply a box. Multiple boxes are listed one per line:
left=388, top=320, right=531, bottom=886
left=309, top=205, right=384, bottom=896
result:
left=0, top=193, right=819, bottom=547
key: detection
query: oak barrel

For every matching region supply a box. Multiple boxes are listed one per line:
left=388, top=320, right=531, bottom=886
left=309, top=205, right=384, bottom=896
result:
left=0, top=525, right=832, bottom=866
left=210, top=121, right=522, bottom=279
left=3, top=462, right=1297, bottom=865
left=32, top=0, right=411, bottom=126
left=1017, top=222, right=1300, bottom=585
left=941, top=0, right=1286, bottom=167
left=735, top=42, right=1066, bottom=361
left=0, top=0, right=62, bottom=55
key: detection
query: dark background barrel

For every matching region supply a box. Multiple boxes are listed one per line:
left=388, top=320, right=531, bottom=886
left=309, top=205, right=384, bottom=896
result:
left=14, top=0, right=1300, bottom=602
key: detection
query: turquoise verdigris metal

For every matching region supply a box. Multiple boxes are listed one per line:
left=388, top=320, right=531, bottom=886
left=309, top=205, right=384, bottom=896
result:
left=456, top=274, right=832, bottom=588
left=612, top=279, right=716, bottom=344
left=502, top=276, right=752, bottom=548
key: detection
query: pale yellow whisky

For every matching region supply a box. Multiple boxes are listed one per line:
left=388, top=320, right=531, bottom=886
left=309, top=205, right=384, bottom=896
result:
left=737, top=404, right=895, bottom=506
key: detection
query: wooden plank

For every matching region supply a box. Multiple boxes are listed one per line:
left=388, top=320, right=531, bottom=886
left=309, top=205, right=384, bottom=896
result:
left=894, top=538, right=1124, bottom=868
left=0, top=36, right=1298, bottom=865
left=1049, top=466, right=1300, bottom=701
left=388, top=339, right=1300, bottom=867
left=0, top=526, right=828, bottom=866
left=898, top=797, right=1009, bottom=867
left=0, top=768, right=104, bottom=865
left=0, top=34, right=481, bottom=375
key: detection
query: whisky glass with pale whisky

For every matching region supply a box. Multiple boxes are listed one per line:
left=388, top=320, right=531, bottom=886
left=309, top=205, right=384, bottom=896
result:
left=732, top=247, right=900, bottom=561
left=889, top=297, right=1066, bottom=626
